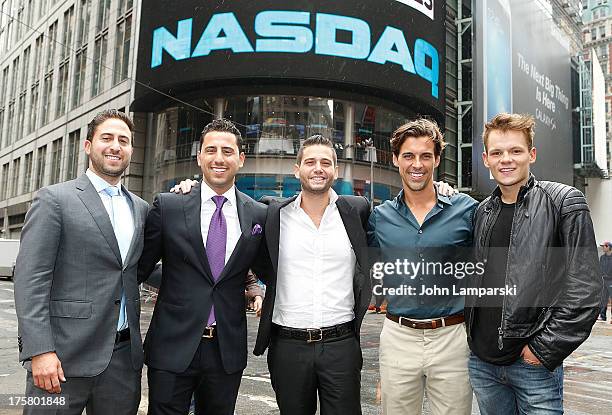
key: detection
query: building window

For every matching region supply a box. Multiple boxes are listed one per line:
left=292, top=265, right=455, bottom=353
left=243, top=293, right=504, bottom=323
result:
left=66, top=129, right=80, bottom=179
left=96, top=0, right=111, bottom=32
left=0, top=109, right=4, bottom=148
left=16, top=94, right=25, bottom=141
left=29, top=83, right=39, bottom=133
left=91, top=34, right=108, bottom=96
left=76, top=0, right=91, bottom=47
left=51, top=138, right=63, bottom=184
left=32, top=35, right=43, bottom=82
left=72, top=48, right=87, bottom=108
left=21, top=46, right=30, bottom=91
left=46, top=21, right=58, bottom=73
left=28, top=81, right=39, bottom=133
left=6, top=102, right=13, bottom=146
left=60, top=6, right=75, bottom=61
left=35, top=145, right=47, bottom=190
left=1, top=163, right=8, bottom=200
left=23, top=151, right=32, bottom=193
left=56, top=63, right=69, bottom=117
left=10, top=56, right=19, bottom=100
left=15, top=0, right=24, bottom=42
left=39, top=0, right=47, bottom=21
left=27, top=0, right=33, bottom=27
left=113, top=13, right=131, bottom=85
left=41, top=74, right=53, bottom=125
left=11, top=158, right=20, bottom=197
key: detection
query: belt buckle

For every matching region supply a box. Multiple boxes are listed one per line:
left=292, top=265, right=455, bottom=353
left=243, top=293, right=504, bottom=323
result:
left=306, top=328, right=323, bottom=343
left=202, top=326, right=215, bottom=338
left=398, top=316, right=417, bottom=328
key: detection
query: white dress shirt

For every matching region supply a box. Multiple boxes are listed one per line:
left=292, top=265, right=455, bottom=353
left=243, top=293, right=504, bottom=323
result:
left=200, top=181, right=241, bottom=265
left=273, top=189, right=356, bottom=329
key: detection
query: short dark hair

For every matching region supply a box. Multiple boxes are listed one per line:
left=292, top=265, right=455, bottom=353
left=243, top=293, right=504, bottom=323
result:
left=296, top=134, right=337, bottom=165
left=390, top=118, right=446, bottom=157
left=200, top=118, right=243, bottom=151
left=87, top=109, right=134, bottom=142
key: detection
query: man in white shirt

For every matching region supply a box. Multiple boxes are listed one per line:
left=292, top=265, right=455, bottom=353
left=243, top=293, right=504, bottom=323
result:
left=253, top=135, right=371, bottom=415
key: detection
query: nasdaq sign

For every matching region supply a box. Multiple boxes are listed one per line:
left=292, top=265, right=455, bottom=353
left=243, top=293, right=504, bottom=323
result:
left=134, top=0, right=446, bottom=116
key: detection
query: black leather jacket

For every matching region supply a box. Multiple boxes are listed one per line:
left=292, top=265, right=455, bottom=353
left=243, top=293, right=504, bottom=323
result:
left=465, top=175, right=602, bottom=371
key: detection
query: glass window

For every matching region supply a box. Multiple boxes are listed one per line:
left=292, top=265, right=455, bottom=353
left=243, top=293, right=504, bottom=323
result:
left=66, top=129, right=80, bottom=179
left=56, top=62, right=69, bottom=117
left=61, top=6, right=75, bottom=60
left=72, top=47, right=87, bottom=108
left=41, top=74, right=53, bottom=125
left=35, top=145, right=47, bottom=190
left=11, top=157, right=20, bottom=197
left=96, top=0, right=111, bottom=32
left=46, top=21, right=58, bottom=73
left=113, top=15, right=131, bottom=85
left=91, top=34, right=108, bottom=96
left=76, top=0, right=91, bottom=47
left=23, top=151, right=32, bottom=193
left=50, top=138, right=63, bottom=184
left=0, top=162, right=8, bottom=199
left=29, top=83, right=38, bottom=133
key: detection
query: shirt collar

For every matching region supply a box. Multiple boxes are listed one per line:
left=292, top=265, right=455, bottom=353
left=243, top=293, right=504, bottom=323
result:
left=393, top=187, right=453, bottom=209
left=292, top=188, right=338, bottom=210
left=200, top=180, right=237, bottom=206
left=86, top=169, right=125, bottom=197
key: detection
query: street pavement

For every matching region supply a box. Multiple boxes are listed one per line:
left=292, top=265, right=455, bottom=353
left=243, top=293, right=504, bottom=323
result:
left=0, top=279, right=611, bottom=414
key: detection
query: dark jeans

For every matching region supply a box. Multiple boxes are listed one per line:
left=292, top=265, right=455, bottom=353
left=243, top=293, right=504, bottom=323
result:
left=468, top=353, right=563, bottom=415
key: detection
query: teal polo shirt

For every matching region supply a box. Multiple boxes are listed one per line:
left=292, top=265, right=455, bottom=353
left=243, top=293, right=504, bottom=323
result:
left=367, top=189, right=477, bottom=319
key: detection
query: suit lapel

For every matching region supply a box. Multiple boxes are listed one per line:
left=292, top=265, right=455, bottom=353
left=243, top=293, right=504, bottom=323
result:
left=122, top=189, right=144, bottom=269
left=75, top=175, right=122, bottom=265
left=183, top=184, right=214, bottom=284
left=267, top=196, right=298, bottom=280
left=336, top=196, right=367, bottom=269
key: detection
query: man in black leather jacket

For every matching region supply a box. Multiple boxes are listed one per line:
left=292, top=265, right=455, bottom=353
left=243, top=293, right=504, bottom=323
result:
left=465, top=113, right=602, bottom=415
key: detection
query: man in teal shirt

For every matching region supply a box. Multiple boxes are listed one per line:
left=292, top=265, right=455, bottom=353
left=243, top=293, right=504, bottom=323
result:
left=368, top=118, right=477, bottom=415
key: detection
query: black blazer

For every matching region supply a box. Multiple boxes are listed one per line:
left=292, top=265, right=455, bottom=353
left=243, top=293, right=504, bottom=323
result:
left=138, top=183, right=267, bottom=374
left=252, top=194, right=371, bottom=356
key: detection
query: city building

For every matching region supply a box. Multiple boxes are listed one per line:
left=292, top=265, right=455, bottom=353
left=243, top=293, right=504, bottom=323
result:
left=0, top=0, right=607, bottom=239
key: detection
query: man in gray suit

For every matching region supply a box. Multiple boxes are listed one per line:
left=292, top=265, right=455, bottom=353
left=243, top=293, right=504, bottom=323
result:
left=13, top=109, right=148, bottom=415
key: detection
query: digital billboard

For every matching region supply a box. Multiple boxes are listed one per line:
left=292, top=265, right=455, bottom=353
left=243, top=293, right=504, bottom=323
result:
left=133, top=0, right=446, bottom=118
left=473, top=0, right=574, bottom=194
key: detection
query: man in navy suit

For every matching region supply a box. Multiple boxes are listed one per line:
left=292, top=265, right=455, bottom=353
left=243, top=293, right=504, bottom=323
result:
left=138, top=119, right=267, bottom=415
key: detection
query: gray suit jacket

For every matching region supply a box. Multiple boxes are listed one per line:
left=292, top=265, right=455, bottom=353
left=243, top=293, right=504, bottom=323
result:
left=14, top=174, right=149, bottom=377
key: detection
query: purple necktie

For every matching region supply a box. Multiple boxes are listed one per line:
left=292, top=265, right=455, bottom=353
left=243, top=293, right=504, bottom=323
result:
left=206, top=195, right=227, bottom=326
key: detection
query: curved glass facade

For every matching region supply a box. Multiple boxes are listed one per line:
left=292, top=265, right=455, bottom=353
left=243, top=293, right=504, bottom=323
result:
left=145, top=95, right=412, bottom=201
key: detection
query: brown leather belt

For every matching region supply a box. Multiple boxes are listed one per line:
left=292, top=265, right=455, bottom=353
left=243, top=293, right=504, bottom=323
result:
left=386, top=312, right=464, bottom=330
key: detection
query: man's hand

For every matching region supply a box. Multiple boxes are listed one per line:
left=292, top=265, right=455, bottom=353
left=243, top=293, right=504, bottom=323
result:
left=31, top=352, right=66, bottom=393
left=251, top=295, right=263, bottom=317
left=169, top=179, right=198, bottom=194
left=521, top=345, right=542, bottom=366
left=434, top=181, right=458, bottom=197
